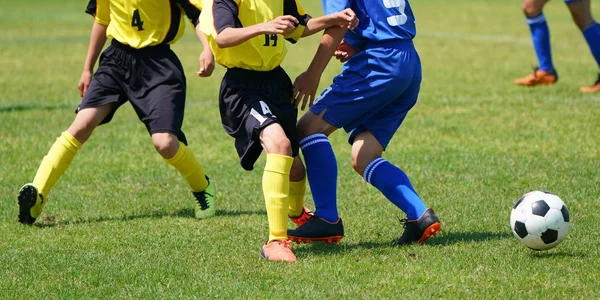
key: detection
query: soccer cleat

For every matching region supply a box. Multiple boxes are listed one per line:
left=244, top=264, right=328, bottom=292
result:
left=17, top=184, right=45, bottom=225
left=287, top=215, right=344, bottom=243
left=288, top=206, right=314, bottom=226
left=392, top=208, right=442, bottom=246
left=580, top=73, right=600, bottom=93
left=260, top=240, right=296, bottom=263
left=514, top=68, right=558, bottom=86
left=192, top=176, right=216, bottom=219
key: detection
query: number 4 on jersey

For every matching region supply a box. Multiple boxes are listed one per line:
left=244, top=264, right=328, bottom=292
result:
left=131, top=9, right=144, bottom=31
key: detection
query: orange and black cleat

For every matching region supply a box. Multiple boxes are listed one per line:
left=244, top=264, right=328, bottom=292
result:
left=287, top=215, right=344, bottom=243
left=392, top=208, right=442, bottom=246
left=288, top=206, right=314, bottom=227
left=514, top=68, right=558, bottom=86
left=580, top=73, right=600, bottom=93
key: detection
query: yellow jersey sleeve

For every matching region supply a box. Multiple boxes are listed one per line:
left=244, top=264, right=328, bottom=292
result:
left=94, top=0, right=111, bottom=25
left=283, top=0, right=311, bottom=43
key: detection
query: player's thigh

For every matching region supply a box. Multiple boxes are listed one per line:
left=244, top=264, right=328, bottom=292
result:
left=349, top=70, right=421, bottom=150
left=297, top=110, right=338, bottom=138
left=522, top=0, right=548, bottom=16
left=129, top=53, right=188, bottom=144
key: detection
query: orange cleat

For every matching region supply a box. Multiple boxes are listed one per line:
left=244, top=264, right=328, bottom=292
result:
left=580, top=73, right=600, bottom=93
left=260, top=240, right=296, bottom=263
left=515, top=68, right=558, bottom=86
left=288, top=206, right=314, bottom=227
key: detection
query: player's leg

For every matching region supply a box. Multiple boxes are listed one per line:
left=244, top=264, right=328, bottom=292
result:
left=18, top=48, right=126, bottom=224
left=515, top=0, right=558, bottom=86
left=351, top=130, right=440, bottom=245
left=218, top=67, right=297, bottom=261
left=566, top=0, right=600, bottom=92
left=295, top=110, right=340, bottom=225
left=18, top=105, right=114, bottom=224
left=131, top=49, right=214, bottom=219
left=255, top=109, right=296, bottom=262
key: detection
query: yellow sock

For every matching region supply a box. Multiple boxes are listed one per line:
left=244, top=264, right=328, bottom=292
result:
left=33, top=131, right=82, bottom=197
left=263, top=153, right=293, bottom=242
left=164, top=142, right=208, bottom=192
left=288, top=177, right=306, bottom=218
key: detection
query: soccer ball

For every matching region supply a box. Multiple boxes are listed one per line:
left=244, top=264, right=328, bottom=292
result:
left=510, top=191, right=570, bottom=250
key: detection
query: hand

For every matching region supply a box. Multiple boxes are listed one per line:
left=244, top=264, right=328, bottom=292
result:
left=262, top=15, right=298, bottom=35
left=334, top=40, right=359, bottom=63
left=332, top=8, right=359, bottom=30
left=292, top=71, right=321, bottom=110
left=78, top=70, right=93, bottom=97
left=197, top=50, right=215, bottom=77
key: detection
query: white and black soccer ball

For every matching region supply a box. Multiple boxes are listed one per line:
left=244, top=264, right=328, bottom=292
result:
left=510, top=191, right=570, bottom=250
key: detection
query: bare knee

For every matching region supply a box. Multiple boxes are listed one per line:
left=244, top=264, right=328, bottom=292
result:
left=522, top=0, right=545, bottom=17
left=67, top=105, right=115, bottom=144
left=351, top=131, right=384, bottom=177
left=152, top=133, right=179, bottom=159
left=297, top=111, right=337, bottom=138
left=260, top=124, right=292, bottom=156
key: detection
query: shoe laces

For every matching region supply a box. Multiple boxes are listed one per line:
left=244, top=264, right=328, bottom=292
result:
left=193, top=190, right=212, bottom=210
left=398, top=217, right=409, bottom=228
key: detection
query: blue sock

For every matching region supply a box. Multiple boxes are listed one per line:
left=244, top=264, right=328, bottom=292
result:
left=583, top=22, right=600, bottom=68
left=300, top=133, right=338, bottom=223
left=527, top=13, right=554, bottom=72
left=364, top=158, right=427, bottom=220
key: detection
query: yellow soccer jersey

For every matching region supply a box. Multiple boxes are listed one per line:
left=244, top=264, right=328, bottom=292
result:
left=85, top=0, right=203, bottom=49
left=200, top=0, right=312, bottom=71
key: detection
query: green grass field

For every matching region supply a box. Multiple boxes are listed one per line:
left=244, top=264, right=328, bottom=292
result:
left=1, top=0, right=599, bottom=298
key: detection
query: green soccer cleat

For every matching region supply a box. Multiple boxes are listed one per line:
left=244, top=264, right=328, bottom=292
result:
left=192, top=176, right=216, bottom=219
left=17, top=184, right=45, bottom=225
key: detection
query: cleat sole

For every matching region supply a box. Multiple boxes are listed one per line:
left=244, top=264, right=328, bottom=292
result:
left=288, top=235, right=344, bottom=244
left=17, top=185, right=37, bottom=224
left=417, top=222, right=442, bottom=244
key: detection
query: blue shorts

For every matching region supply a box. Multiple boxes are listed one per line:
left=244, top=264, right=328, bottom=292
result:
left=310, top=40, right=422, bottom=149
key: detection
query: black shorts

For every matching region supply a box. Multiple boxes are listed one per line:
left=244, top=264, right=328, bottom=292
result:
left=219, top=67, right=299, bottom=171
left=78, top=39, right=188, bottom=144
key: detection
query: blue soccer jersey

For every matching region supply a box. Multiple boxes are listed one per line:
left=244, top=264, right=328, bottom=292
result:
left=322, top=0, right=416, bottom=49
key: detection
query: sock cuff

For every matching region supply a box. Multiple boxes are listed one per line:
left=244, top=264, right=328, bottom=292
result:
left=265, top=154, right=293, bottom=174
left=60, top=131, right=82, bottom=151
left=163, top=141, right=187, bottom=164
left=363, top=157, right=386, bottom=184
left=299, top=133, right=329, bottom=150
left=526, top=13, right=546, bottom=25
left=583, top=21, right=599, bottom=33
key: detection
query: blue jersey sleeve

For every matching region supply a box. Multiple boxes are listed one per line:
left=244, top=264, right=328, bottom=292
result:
left=321, top=0, right=350, bottom=15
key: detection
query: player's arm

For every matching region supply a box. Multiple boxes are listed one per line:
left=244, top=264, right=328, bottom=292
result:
left=195, top=24, right=215, bottom=77
left=292, top=26, right=346, bottom=110
left=79, top=0, right=109, bottom=97
left=177, top=0, right=215, bottom=77
left=213, top=0, right=298, bottom=48
left=301, top=9, right=358, bottom=37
